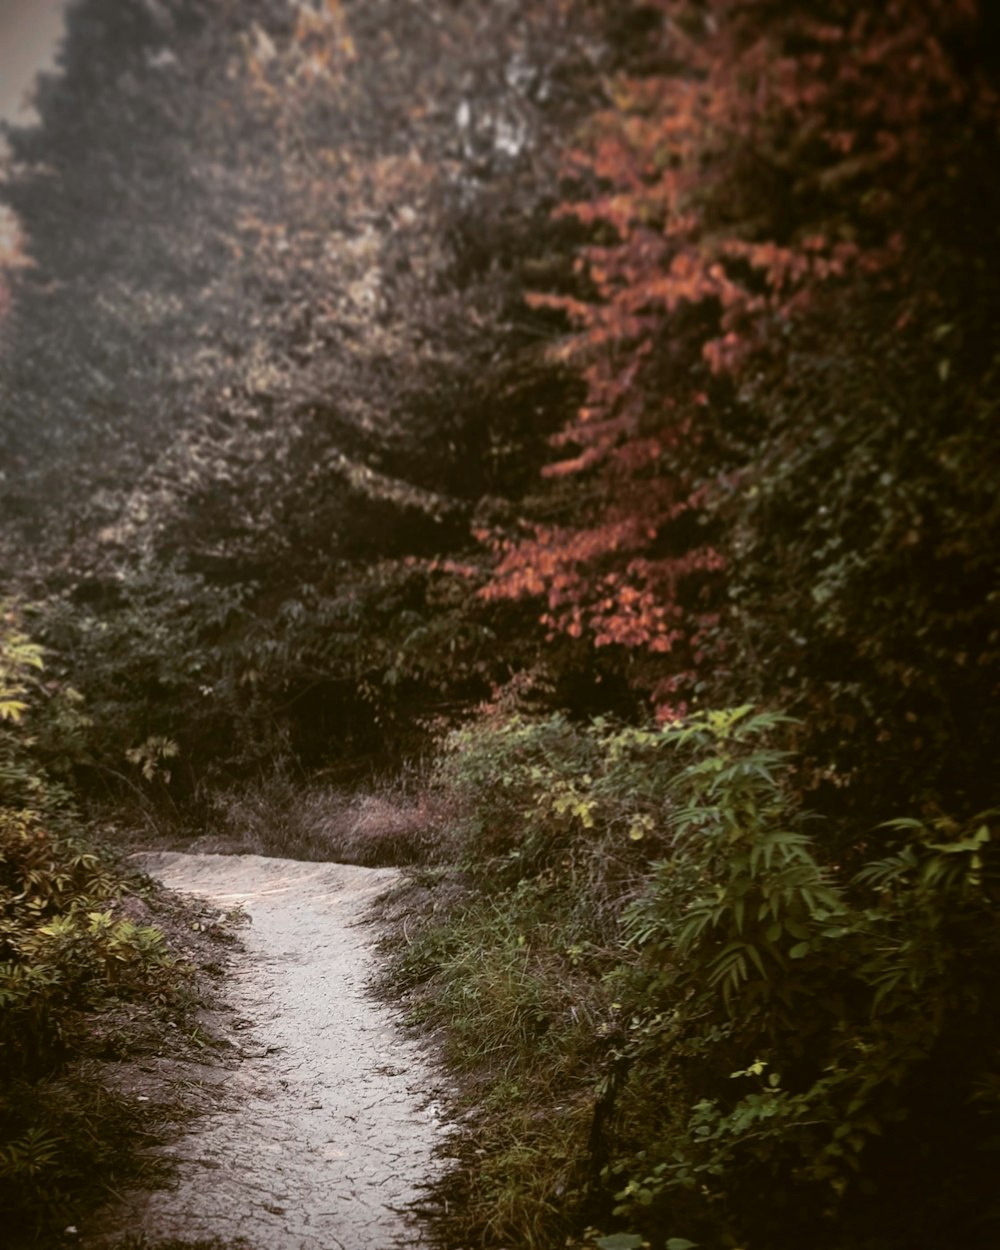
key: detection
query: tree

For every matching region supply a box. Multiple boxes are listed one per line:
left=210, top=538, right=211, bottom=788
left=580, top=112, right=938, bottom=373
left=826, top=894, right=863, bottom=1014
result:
left=483, top=0, right=1000, bottom=818
left=0, top=0, right=600, bottom=781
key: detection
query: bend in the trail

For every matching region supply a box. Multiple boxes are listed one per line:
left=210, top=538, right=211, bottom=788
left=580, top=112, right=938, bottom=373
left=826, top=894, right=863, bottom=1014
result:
left=95, top=852, right=448, bottom=1250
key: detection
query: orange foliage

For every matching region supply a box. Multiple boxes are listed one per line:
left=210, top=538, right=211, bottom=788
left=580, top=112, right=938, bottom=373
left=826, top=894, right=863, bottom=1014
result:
left=483, top=0, right=993, bottom=714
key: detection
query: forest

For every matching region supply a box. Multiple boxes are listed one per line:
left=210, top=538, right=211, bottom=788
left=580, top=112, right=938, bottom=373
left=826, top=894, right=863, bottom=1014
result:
left=1, top=0, right=998, bottom=1247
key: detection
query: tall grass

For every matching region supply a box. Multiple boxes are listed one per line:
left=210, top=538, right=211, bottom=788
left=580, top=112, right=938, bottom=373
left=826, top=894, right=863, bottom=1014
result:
left=194, top=771, right=453, bottom=865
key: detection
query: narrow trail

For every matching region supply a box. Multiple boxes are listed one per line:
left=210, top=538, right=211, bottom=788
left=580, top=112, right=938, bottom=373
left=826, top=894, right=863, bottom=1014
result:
left=109, top=852, right=447, bottom=1250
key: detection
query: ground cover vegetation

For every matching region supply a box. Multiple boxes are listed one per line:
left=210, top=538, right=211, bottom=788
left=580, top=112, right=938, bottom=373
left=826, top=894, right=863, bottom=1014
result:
left=0, top=0, right=998, bottom=1248
left=0, top=607, right=235, bottom=1243
left=392, top=711, right=999, bottom=1249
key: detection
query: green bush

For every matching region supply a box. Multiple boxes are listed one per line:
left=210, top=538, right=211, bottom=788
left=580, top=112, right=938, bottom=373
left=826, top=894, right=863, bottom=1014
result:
left=606, top=712, right=1000, bottom=1250
left=397, top=709, right=1000, bottom=1250
left=33, top=563, right=254, bottom=796
left=28, top=554, right=511, bottom=810
left=1, top=610, right=176, bottom=1070
left=0, top=608, right=187, bottom=1230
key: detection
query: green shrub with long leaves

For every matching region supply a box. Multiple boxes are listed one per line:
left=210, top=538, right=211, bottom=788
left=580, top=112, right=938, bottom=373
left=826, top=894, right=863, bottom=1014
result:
left=1, top=611, right=175, bottom=1076
left=602, top=708, right=1000, bottom=1249
left=0, top=803, right=176, bottom=1078
left=404, top=708, right=1000, bottom=1250
left=0, top=608, right=184, bottom=1232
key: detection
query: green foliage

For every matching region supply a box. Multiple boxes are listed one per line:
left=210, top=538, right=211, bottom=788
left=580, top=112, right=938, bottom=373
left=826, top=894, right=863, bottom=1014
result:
left=0, top=1075, right=182, bottom=1247
left=0, top=1124, right=61, bottom=1180
left=605, top=717, right=1000, bottom=1249
left=26, top=555, right=515, bottom=806
left=0, top=609, right=190, bottom=1233
left=439, top=713, right=677, bottom=869
left=715, top=303, right=1000, bottom=826
left=232, top=560, right=502, bottom=760
left=398, top=708, right=1000, bottom=1250
left=0, top=606, right=84, bottom=819
left=32, top=562, right=253, bottom=791
left=1, top=785, right=174, bottom=1081
left=0, top=614, right=43, bottom=725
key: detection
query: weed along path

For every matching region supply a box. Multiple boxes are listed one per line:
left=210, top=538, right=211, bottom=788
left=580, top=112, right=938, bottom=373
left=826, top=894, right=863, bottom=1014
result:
left=107, top=852, right=446, bottom=1250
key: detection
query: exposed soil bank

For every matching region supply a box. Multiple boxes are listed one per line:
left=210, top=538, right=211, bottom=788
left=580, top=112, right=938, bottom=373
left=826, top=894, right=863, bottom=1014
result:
left=92, top=852, right=447, bottom=1250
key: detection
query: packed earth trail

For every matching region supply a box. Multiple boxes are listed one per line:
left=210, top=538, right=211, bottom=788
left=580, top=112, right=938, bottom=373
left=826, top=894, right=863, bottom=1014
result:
left=93, top=852, right=448, bottom=1250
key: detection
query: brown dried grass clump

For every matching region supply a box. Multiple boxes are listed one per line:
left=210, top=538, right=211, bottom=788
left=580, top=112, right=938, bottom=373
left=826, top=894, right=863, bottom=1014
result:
left=198, top=773, right=460, bottom=867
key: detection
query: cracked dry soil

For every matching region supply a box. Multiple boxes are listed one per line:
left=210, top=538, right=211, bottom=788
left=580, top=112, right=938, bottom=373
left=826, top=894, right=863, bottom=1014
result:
left=105, top=852, right=447, bottom=1250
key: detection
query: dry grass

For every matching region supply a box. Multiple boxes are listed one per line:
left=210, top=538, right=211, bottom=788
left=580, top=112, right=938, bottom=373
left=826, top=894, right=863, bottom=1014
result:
left=191, top=772, right=458, bottom=867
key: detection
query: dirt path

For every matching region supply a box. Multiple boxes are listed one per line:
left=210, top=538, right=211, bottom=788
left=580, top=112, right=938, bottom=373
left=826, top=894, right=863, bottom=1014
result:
left=111, top=852, right=446, bottom=1250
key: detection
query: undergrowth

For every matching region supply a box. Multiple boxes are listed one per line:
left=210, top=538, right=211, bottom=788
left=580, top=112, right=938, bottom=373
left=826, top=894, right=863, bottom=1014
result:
left=0, top=608, right=221, bottom=1242
left=387, top=709, right=1000, bottom=1250
left=182, top=768, right=453, bottom=866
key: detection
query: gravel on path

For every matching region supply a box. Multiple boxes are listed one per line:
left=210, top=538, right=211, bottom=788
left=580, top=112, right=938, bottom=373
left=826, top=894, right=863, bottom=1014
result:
left=105, top=851, right=446, bottom=1250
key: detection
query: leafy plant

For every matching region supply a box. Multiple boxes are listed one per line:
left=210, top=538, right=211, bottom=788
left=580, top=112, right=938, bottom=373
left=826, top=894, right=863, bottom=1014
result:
left=0, top=608, right=194, bottom=1237
left=480, top=0, right=1000, bottom=830
left=394, top=706, right=1000, bottom=1249
left=0, top=611, right=44, bottom=725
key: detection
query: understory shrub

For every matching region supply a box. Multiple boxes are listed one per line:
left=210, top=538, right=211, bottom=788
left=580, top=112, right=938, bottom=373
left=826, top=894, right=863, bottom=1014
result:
left=0, top=807, right=175, bottom=1078
left=395, top=709, right=1000, bottom=1250
left=29, top=555, right=511, bottom=811
left=0, top=608, right=190, bottom=1230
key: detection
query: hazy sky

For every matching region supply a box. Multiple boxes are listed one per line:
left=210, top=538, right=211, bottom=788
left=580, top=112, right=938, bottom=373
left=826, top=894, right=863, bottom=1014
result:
left=0, top=0, right=68, bottom=129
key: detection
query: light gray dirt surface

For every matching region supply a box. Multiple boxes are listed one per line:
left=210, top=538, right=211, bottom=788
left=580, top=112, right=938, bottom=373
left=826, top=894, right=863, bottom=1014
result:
left=109, top=852, right=446, bottom=1250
